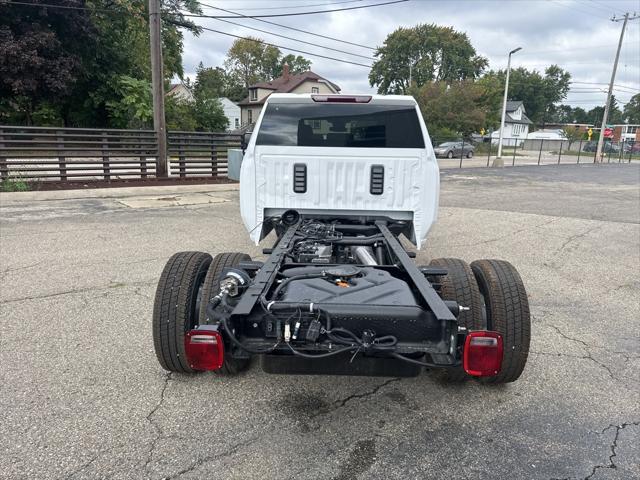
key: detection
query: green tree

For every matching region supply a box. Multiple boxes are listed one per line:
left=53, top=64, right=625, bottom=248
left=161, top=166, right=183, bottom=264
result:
left=193, top=62, right=246, bottom=102
left=272, top=54, right=312, bottom=77
left=169, top=66, right=228, bottom=131
left=561, top=126, right=584, bottom=149
left=224, top=37, right=281, bottom=89
left=369, top=24, right=488, bottom=94
left=623, top=94, right=640, bottom=123
left=410, top=80, right=486, bottom=138
left=0, top=0, right=96, bottom=124
left=587, top=106, right=605, bottom=127
left=606, top=96, right=624, bottom=124
left=548, top=104, right=574, bottom=123
left=571, top=107, right=590, bottom=124
left=586, top=96, right=624, bottom=127
left=165, top=95, right=197, bottom=131
left=193, top=97, right=227, bottom=131
left=165, top=95, right=227, bottom=132
left=194, top=63, right=227, bottom=98
left=223, top=38, right=312, bottom=99
left=478, top=65, right=571, bottom=126
left=0, top=0, right=201, bottom=127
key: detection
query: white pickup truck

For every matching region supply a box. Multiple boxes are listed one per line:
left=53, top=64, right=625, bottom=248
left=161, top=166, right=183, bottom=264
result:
left=152, top=93, right=531, bottom=382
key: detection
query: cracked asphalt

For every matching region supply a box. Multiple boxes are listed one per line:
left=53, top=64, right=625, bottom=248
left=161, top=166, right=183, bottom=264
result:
left=1, top=163, right=639, bottom=480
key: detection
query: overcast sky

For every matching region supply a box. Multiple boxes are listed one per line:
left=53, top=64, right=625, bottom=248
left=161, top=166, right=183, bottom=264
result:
left=181, top=0, right=640, bottom=110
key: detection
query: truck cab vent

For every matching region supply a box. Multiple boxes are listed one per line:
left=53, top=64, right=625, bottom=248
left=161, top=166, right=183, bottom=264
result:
left=293, top=164, right=307, bottom=193
left=370, top=165, right=384, bottom=195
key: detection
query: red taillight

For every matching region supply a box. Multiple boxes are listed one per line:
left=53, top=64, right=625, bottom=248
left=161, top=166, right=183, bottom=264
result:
left=185, top=327, right=224, bottom=371
left=463, top=331, right=503, bottom=377
left=311, top=95, right=372, bottom=103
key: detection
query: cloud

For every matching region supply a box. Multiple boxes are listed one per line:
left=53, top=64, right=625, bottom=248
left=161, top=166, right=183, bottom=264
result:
left=180, top=0, right=639, bottom=108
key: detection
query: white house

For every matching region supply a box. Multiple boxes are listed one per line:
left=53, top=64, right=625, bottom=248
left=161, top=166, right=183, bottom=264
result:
left=238, top=64, right=340, bottom=127
left=219, top=97, right=241, bottom=131
left=491, top=101, right=533, bottom=146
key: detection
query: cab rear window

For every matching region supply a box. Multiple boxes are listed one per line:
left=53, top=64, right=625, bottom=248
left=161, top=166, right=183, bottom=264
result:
left=256, top=103, right=425, bottom=148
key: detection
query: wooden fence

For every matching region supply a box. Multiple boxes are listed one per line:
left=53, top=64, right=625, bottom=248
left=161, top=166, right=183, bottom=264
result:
left=167, top=131, right=240, bottom=178
left=0, top=125, right=241, bottom=182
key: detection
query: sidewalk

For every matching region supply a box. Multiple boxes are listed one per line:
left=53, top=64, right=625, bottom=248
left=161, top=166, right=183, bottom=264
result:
left=0, top=182, right=239, bottom=204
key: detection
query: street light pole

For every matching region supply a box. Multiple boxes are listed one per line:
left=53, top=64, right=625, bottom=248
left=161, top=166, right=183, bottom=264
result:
left=496, top=47, right=522, bottom=162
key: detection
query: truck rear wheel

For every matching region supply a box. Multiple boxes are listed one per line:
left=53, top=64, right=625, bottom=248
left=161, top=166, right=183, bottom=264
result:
left=200, top=252, right=253, bottom=375
left=471, top=259, right=531, bottom=384
left=429, top=258, right=484, bottom=382
left=152, top=251, right=212, bottom=373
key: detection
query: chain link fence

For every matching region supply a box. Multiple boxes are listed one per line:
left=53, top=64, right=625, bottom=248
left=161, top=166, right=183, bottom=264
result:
left=430, top=136, right=640, bottom=169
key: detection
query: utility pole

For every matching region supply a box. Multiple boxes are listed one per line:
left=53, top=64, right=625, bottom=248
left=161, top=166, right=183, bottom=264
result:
left=149, top=0, right=168, bottom=177
left=595, top=12, right=639, bottom=163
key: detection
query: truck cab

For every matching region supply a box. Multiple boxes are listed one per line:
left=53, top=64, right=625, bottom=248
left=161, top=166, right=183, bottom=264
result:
left=240, top=94, right=439, bottom=247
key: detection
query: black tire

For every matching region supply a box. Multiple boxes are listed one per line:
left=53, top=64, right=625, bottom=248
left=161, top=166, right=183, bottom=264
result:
left=152, top=251, right=212, bottom=373
left=200, top=252, right=253, bottom=375
left=467, top=150, right=474, bottom=158
left=429, top=258, right=484, bottom=382
left=470, top=259, right=530, bottom=384
left=447, top=151, right=453, bottom=159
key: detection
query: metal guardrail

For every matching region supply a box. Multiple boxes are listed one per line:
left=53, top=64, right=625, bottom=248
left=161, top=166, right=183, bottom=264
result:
left=0, top=125, right=241, bottom=181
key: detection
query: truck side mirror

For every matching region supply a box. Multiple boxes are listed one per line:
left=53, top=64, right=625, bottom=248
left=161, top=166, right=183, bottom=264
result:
left=241, top=131, right=252, bottom=153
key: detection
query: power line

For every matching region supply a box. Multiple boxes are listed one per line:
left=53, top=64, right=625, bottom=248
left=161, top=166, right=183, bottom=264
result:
left=581, top=0, right=617, bottom=16
left=518, top=41, right=638, bottom=55
left=1, top=0, right=125, bottom=12
left=208, top=16, right=374, bottom=60
left=567, top=90, right=635, bottom=95
left=511, top=61, right=639, bottom=66
left=547, top=0, right=609, bottom=21
left=215, top=0, right=367, bottom=11
left=516, top=40, right=638, bottom=56
left=571, top=81, right=639, bottom=90
left=559, top=98, right=630, bottom=103
left=194, top=1, right=377, bottom=50
left=589, top=0, right=626, bottom=16
left=197, top=24, right=373, bottom=68
left=183, top=0, right=408, bottom=19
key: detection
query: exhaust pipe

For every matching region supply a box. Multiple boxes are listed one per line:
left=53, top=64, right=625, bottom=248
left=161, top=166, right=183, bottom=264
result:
left=353, top=246, right=378, bottom=265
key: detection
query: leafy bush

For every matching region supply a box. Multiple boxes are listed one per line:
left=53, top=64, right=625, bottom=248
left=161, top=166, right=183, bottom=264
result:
left=1, top=180, right=30, bottom=192
left=105, top=75, right=153, bottom=129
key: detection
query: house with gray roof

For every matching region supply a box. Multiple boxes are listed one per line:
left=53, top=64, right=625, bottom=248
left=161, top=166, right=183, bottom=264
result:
left=491, top=100, right=533, bottom=146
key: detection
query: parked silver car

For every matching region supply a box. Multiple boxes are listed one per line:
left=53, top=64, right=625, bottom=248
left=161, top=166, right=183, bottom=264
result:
left=434, top=141, right=475, bottom=159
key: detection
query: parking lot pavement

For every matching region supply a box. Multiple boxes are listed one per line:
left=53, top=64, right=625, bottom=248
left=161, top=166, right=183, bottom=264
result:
left=1, top=163, right=638, bottom=480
